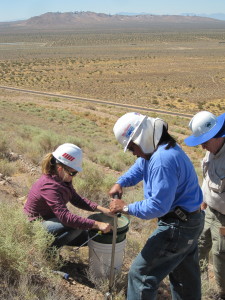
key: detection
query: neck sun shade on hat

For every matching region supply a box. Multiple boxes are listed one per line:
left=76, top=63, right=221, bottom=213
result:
left=184, top=111, right=225, bottom=147
left=52, top=143, right=83, bottom=172
left=113, top=112, right=168, bottom=154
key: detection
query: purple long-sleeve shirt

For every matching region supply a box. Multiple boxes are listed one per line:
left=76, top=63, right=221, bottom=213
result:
left=24, top=174, right=98, bottom=230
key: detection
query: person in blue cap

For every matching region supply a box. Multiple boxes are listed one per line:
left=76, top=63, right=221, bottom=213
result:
left=184, top=110, right=225, bottom=299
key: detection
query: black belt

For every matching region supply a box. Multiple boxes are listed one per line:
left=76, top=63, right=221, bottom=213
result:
left=159, top=207, right=200, bottom=222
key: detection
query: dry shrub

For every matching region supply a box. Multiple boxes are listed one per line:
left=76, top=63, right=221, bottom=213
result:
left=0, top=159, right=16, bottom=176
left=0, top=198, right=58, bottom=280
left=75, top=160, right=117, bottom=202
left=0, top=197, right=76, bottom=299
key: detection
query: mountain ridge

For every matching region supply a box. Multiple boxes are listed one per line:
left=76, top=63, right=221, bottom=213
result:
left=1, top=11, right=224, bottom=29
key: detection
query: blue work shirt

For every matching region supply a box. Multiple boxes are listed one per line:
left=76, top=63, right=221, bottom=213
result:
left=116, top=144, right=203, bottom=219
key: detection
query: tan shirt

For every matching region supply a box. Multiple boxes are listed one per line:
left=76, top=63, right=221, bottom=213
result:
left=201, top=142, right=225, bottom=214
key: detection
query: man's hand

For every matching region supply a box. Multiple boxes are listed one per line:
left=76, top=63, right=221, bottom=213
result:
left=110, top=198, right=126, bottom=213
left=109, top=183, right=123, bottom=198
left=201, top=202, right=207, bottom=210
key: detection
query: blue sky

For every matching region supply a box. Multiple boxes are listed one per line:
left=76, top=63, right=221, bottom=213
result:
left=1, top=0, right=225, bottom=22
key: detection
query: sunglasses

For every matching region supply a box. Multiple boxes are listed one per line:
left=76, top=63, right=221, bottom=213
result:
left=63, top=167, right=78, bottom=177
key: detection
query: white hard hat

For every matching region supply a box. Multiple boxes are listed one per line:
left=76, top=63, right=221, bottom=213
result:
left=113, top=112, right=167, bottom=154
left=52, top=143, right=83, bottom=172
left=184, top=111, right=225, bottom=146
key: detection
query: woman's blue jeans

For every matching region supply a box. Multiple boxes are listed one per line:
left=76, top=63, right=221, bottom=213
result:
left=127, top=211, right=205, bottom=300
left=42, top=218, right=88, bottom=248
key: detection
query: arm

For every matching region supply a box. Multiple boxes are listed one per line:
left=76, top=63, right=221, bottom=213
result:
left=70, top=189, right=98, bottom=211
left=109, top=158, right=143, bottom=198
left=128, top=166, right=178, bottom=219
left=110, top=166, right=178, bottom=219
left=41, top=186, right=98, bottom=230
left=116, top=158, right=144, bottom=188
left=70, top=189, right=111, bottom=214
left=96, top=205, right=111, bottom=215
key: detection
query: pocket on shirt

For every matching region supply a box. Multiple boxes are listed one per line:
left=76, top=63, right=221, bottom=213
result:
left=208, top=176, right=225, bottom=194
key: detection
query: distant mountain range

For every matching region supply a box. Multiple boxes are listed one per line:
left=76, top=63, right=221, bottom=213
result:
left=118, top=12, right=225, bottom=21
left=0, top=12, right=224, bottom=29
left=182, top=13, right=225, bottom=21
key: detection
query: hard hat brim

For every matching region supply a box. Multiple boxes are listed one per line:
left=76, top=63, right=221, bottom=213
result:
left=184, top=113, right=225, bottom=146
left=73, top=166, right=82, bottom=172
left=123, top=115, right=147, bottom=152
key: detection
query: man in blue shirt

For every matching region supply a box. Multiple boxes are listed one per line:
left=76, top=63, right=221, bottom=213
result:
left=109, top=112, right=204, bottom=300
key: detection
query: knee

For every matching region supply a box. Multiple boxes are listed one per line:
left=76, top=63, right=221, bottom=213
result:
left=128, top=264, right=138, bottom=281
left=128, top=263, right=158, bottom=288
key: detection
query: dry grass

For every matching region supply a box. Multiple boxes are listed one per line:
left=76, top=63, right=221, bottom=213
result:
left=0, top=27, right=225, bottom=115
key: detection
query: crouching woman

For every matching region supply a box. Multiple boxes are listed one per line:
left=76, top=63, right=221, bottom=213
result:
left=24, top=143, right=112, bottom=248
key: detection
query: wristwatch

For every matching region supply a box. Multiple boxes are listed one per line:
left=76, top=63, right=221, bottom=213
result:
left=122, top=205, right=129, bottom=213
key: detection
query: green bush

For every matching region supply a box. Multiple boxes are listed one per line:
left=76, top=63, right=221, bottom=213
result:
left=116, top=151, right=135, bottom=166
left=92, top=149, right=134, bottom=172
left=13, top=127, right=61, bottom=164
left=0, top=159, right=16, bottom=177
left=0, top=199, right=57, bottom=281
left=75, top=160, right=117, bottom=201
left=33, top=132, right=61, bottom=153
left=0, top=196, right=83, bottom=300
left=0, top=134, right=8, bottom=158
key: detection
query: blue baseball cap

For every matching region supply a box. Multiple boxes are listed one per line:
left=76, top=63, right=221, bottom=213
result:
left=184, top=111, right=225, bottom=147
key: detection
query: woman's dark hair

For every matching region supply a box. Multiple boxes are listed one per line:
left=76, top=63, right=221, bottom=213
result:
left=157, top=125, right=176, bottom=150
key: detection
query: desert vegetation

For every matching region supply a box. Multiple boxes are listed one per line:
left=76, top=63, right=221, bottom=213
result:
left=0, top=18, right=224, bottom=299
left=0, top=90, right=216, bottom=299
left=0, top=23, right=225, bottom=115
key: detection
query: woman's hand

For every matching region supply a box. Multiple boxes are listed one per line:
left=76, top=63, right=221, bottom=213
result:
left=92, top=221, right=112, bottom=233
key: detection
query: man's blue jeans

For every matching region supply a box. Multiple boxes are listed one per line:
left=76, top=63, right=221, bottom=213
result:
left=42, top=218, right=88, bottom=248
left=127, top=211, right=205, bottom=300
